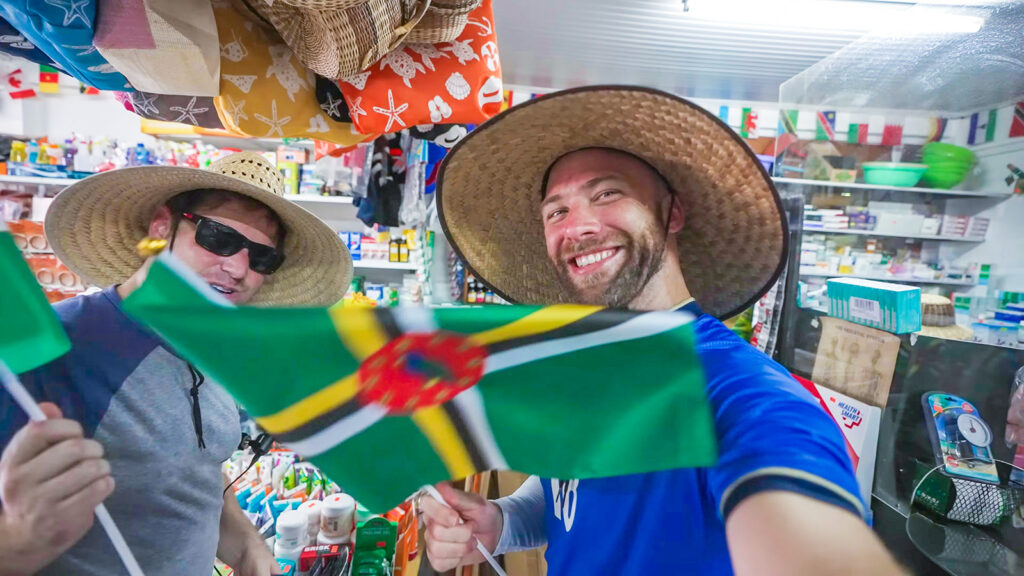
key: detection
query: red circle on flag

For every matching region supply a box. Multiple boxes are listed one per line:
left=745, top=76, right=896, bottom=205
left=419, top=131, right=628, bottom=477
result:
left=357, top=332, right=487, bottom=413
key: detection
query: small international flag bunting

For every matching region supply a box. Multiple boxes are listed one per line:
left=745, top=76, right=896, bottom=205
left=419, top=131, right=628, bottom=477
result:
left=740, top=107, right=758, bottom=138
left=39, top=65, right=59, bottom=93
left=968, top=109, right=997, bottom=145
left=500, top=90, right=512, bottom=112
left=718, top=105, right=729, bottom=124
left=1011, top=102, right=1024, bottom=138
left=816, top=111, right=836, bottom=141
left=926, top=117, right=948, bottom=143
left=881, top=120, right=904, bottom=146
left=79, top=83, right=100, bottom=95
left=776, top=109, right=799, bottom=155
left=847, top=123, right=868, bottom=144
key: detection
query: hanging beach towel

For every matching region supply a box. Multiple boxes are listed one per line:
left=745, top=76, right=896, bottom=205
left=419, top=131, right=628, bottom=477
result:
left=338, top=0, right=501, bottom=135
left=211, top=0, right=373, bottom=146
left=94, top=0, right=220, bottom=96
left=0, top=16, right=60, bottom=68
left=0, top=0, right=130, bottom=90
left=116, top=91, right=225, bottom=129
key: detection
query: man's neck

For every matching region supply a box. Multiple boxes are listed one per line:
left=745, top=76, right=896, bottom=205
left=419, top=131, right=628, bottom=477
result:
left=627, top=258, right=691, bottom=312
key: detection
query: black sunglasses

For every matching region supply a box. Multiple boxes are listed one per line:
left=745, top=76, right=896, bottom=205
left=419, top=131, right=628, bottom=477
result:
left=180, top=212, right=285, bottom=275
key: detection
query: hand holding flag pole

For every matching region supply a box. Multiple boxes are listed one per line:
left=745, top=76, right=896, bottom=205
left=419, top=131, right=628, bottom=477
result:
left=421, top=484, right=508, bottom=576
left=0, top=362, right=146, bottom=576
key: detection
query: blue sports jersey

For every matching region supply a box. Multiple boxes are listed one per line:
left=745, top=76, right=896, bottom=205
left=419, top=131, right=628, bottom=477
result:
left=541, top=303, right=864, bottom=575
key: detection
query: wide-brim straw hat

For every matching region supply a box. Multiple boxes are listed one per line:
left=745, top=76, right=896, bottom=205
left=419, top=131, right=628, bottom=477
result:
left=916, top=294, right=975, bottom=341
left=437, top=85, right=788, bottom=319
left=45, top=151, right=352, bottom=307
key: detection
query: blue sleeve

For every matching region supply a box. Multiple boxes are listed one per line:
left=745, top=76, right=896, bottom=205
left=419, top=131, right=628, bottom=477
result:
left=493, top=475, right=547, bottom=554
left=0, top=354, right=77, bottom=451
left=697, top=324, right=866, bottom=521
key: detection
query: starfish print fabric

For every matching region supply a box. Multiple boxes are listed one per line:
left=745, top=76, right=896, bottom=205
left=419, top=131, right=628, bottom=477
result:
left=337, top=0, right=502, bottom=135
left=93, top=0, right=220, bottom=97
left=114, top=91, right=224, bottom=129
left=0, top=0, right=130, bottom=90
left=210, top=0, right=373, bottom=146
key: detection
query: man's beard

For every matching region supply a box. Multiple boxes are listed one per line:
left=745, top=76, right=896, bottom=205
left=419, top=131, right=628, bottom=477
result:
left=554, top=226, right=667, bottom=309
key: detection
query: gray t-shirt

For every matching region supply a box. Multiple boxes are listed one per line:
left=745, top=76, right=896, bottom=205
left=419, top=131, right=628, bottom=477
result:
left=4, top=287, right=242, bottom=575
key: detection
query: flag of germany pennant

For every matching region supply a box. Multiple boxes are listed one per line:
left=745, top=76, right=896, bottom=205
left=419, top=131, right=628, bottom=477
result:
left=124, top=255, right=717, bottom=511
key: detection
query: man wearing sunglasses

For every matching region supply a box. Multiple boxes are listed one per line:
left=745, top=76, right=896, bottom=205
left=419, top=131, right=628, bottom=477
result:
left=0, top=152, right=352, bottom=576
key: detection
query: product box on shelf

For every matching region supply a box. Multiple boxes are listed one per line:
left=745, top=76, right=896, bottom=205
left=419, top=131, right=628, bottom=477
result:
left=827, top=277, right=922, bottom=334
left=874, top=213, right=926, bottom=236
left=6, top=220, right=50, bottom=252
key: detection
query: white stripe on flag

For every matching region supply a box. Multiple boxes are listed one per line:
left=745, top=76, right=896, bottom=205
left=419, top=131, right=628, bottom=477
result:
left=392, top=307, right=439, bottom=334
left=483, top=311, right=694, bottom=375
left=282, top=403, right=389, bottom=457
left=451, top=387, right=509, bottom=470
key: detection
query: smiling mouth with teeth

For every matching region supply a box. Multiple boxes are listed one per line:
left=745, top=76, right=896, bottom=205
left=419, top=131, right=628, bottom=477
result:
left=209, top=284, right=237, bottom=295
left=571, top=248, right=619, bottom=271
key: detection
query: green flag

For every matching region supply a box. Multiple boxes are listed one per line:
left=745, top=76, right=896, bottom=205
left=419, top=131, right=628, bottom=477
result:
left=124, top=255, right=717, bottom=511
left=0, top=221, right=70, bottom=373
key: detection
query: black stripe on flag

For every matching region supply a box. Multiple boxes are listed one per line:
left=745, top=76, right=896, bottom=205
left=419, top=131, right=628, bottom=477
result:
left=373, top=308, right=404, bottom=340
left=272, top=397, right=364, bottom=444
left=442, top=400, right=489, bottom=472
left=485, top=308, right=636, bottom=354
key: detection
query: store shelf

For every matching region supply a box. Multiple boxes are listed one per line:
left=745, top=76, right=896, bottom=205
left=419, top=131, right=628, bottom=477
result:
left=801, top=227, right=985, bottom=243
left=0, top=175, right=81, bottom=187
left=799, top=269, right=976, bottom=286
left=773, top=177, right=1011, bottom=199
left=287, top=195, right=354, bottom=205
left=353, top=261, right=419, bottom=271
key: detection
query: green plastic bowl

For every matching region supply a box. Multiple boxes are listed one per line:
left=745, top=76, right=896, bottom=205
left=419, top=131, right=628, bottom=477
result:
left=922, top=142, right=975, bottom=164
left=862, top=162, right=928, bottom=187
left=921, top=171, right=967, bottom=189
left=924, top=160, right=973, bottom=171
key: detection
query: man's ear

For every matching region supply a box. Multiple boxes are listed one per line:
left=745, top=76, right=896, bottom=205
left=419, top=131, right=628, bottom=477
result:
left=667, top=194, right=685, bottom=235
left=149, top=205, right=173, bottom=239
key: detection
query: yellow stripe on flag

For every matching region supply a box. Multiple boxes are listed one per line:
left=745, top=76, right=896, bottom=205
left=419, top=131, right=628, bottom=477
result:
left=411, top=404, right=477, bottom=480
left=469, top=305, right=602, bottom=346
left=328, top=306, right=390, bottom=360
left=256, top=374, right=360, bottom=434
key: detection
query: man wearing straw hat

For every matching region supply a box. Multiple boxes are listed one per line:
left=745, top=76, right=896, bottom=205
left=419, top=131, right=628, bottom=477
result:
left=420, top=86, right=903, bottom=574
left=0, top=152, right=352, bottom=575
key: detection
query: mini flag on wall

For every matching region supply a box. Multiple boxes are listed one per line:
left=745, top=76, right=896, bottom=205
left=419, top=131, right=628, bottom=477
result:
left=38, top=65, right=59, bottom=93
left=5, top=68, right=35, bottom=99
left=718, top=105, right=729, bottom=124
left=968, top=110, right=997, bottom=145
left=926, top=117, right=948, bottom=143
left=1011, top=102, right=1024, bottom=138
left=79, top=83, right=100, bottom=95
left=847, top=122, right=868, bottom=144
left=124, top=255, right=717, bottom=512
left=740, top=107, right=758, bottom=138
left=500, top=90, right=512, bottom=112
left=776, top=109, right=799, bottom=155
left=816, top=111, right=836, bottom=140
left=881, top=120, right=904, bottom=146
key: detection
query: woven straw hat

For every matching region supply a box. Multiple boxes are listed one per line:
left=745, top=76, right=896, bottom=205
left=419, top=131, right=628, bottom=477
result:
left=244, top=0, right=431, bottom=79
left=437, top=85, right=787, bottom=319
left=45, top=152, right=352, bottom=307
left=916, top=294, right=974, bottom=340
left=404, top=0, right=482, bottom=44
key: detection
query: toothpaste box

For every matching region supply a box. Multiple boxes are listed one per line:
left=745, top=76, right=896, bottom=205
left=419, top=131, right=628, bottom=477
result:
left=827, top=277, right=921, bottom=334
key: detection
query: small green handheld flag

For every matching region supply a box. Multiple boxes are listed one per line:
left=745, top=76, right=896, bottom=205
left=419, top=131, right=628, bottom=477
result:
left=125, top=254, right=717, bottom=511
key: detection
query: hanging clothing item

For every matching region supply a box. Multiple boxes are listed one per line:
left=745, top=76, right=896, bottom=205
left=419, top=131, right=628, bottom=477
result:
left=210, top=0, right=373, bottom=146
left=0, top=16, right=59, bottom=67
left=115, top=91, right=225, bottom=129
left=337, top=0, right=501, bottom=135
left=355, top=134, right=404, bottom=227
left=0, top=0, right=131, bottom=90
left=94, top=0, right=220, bottom=96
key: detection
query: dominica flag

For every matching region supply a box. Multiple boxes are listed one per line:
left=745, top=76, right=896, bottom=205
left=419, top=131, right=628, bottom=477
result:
left=0, top=221, right=70, bottom=373
left=816, top=111, right=836, bottom=141
left=123, top=255, right=717, bottom=511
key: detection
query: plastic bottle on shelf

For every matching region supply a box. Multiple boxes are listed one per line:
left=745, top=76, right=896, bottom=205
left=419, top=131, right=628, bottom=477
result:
left=26, top=141, right=38, bottom=163
left=134, top=143, right=150, bottom=166
left=48, top=144, right=62, bottom=166
left=9, top=141, right=26, bottom=163
left=299, top=499, right=322, bottom=544
left=318, top=493, right=355, bottom=545
left=63, top=139, right=76, bottom=168
left=35, top=142, right=50, bottom=165
left=73, top=141, right=91, bottom=172
left=273, top=509, right=306, bottom=563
